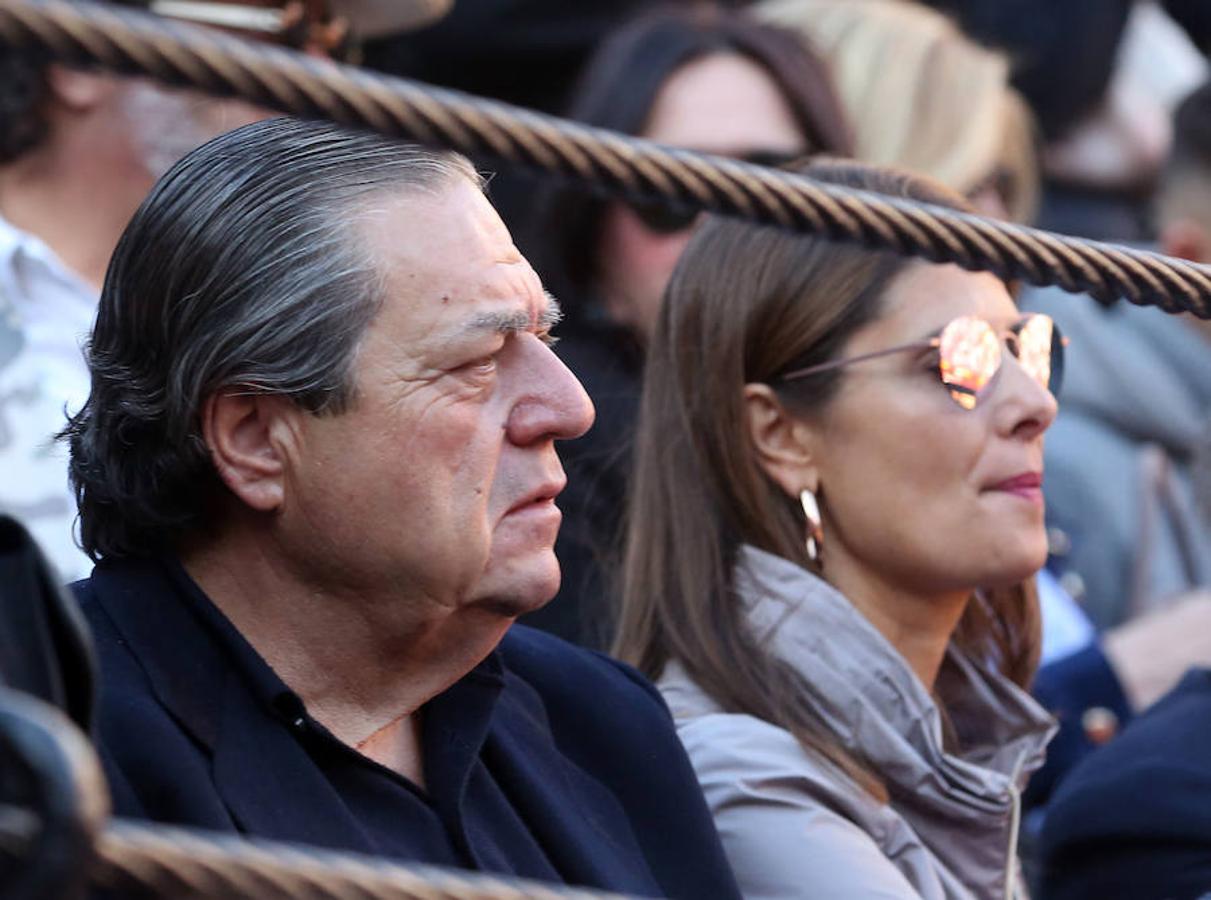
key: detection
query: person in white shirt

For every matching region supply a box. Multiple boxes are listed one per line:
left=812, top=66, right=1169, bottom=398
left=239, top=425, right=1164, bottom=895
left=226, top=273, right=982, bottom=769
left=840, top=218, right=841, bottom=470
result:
left=0, top=217, right=98, bottom=578
left=0, top=3, right=275, bottom=579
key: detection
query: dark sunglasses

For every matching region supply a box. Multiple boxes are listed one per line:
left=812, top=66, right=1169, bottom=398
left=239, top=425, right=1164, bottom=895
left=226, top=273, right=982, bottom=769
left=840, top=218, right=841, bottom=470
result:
left=780, top=313, right=1066, bottom=410
left=627, top=149, right=808, bottom=234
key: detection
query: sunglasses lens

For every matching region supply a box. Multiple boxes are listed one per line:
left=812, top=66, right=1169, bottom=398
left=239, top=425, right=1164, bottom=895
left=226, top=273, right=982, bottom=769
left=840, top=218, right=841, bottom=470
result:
left=629, top=200, right=699, bottom=234
left=938, top=317, right=1001, bottom=410
left=1016, top=314, right=1063, bottom=396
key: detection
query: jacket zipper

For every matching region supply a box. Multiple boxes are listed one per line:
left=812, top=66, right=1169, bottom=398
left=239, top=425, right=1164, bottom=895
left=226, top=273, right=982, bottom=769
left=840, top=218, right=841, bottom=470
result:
left=1003, top=749, right=1028, bottom=900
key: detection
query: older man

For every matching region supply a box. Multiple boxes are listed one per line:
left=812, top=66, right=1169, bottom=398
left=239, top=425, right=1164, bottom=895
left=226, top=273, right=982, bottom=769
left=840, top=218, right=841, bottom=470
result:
left=69, top=118, right=739, bottom=897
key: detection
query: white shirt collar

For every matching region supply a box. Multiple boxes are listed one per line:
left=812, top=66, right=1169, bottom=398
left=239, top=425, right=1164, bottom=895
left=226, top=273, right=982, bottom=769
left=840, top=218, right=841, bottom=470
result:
left=0, top=212, right=96, bottom=318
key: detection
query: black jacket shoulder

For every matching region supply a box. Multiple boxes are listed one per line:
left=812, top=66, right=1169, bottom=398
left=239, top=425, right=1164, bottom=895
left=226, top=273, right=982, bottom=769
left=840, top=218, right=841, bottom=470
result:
left=497, top=625, right=740, bottom=899
left=499, top=624, right=666, bottom=713
left=1040, top=667, right=1211, bottom=900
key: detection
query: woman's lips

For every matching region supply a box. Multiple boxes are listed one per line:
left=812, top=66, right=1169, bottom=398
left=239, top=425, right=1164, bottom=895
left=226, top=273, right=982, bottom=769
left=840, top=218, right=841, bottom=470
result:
left=987, top=472, right=1043, bottom=504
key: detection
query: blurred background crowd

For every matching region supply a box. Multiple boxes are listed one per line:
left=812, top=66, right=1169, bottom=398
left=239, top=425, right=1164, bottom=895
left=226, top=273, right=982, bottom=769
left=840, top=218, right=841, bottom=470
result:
left=4, top=0, right=1211, bottom=896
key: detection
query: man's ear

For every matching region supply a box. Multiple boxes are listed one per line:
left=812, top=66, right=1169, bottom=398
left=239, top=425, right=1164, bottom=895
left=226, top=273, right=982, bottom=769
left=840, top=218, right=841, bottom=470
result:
left=46, top=65, right=119, bottom=113
left=1160, top=217, right=1211, bottom=265
left=743, top=383, right=820, bottom=500
left=201, top=390, right=291, bottom=513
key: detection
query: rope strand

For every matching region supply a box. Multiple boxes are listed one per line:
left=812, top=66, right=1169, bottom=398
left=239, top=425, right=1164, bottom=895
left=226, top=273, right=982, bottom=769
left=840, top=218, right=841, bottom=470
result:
left=93, top=821, right=638, bottom=900
left=2, top=0, right=1209, bottom=314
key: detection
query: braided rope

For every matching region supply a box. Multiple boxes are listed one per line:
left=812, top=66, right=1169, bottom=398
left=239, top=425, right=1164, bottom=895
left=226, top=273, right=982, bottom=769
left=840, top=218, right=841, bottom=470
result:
left=2, top=0, right=1209, bottom=316
left=91, top=821, right=637, bottom=899
left=0, top=810, right=638, bottom=899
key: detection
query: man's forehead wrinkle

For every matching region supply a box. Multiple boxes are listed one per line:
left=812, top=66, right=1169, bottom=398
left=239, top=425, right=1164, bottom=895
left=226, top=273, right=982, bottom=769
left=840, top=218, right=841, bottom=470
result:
left=462, top=187, right=519, bottom=256
left=494, top=246, right=526, bottom=265
left=496, top=253, right=544, bottom=297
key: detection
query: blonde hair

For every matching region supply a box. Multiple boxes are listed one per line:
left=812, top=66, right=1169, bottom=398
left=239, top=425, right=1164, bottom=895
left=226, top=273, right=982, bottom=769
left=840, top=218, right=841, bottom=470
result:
left=758, top=0, right=1039, bottom=222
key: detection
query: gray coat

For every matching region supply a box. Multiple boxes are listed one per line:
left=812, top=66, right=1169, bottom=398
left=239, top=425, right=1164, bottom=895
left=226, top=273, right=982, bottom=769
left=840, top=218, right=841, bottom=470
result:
left=658, top=547, right=1055, bottom=900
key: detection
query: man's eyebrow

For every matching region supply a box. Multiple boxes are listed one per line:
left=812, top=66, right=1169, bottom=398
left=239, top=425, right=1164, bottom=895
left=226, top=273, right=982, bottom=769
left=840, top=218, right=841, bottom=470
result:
left=466, top=294, right=563, bottom=334
left=540, top=296, right=563, bottom=328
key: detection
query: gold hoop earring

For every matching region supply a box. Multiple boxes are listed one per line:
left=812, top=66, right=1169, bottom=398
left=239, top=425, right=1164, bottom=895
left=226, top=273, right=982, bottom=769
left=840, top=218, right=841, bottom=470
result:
left=800, top=488, right=823, bottom=563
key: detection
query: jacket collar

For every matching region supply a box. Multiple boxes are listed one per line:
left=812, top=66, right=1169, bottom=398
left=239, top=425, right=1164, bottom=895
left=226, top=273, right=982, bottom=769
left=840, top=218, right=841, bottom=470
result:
left=742, top=546, right=1053, bottom=803
left=482, top=672, right=662, bottom=894
left=88, top=557, right=381, bottom=850
left=663, top=545, right=1055, bottom=810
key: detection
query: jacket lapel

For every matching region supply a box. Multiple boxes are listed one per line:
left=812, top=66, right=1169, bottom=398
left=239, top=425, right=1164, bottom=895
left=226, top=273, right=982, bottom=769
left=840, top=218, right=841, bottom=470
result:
left=210, top=667, right=375, bottom=851
left=485, top=683, right=662, bottom=896
left=89, top=559, right=374, bottom=852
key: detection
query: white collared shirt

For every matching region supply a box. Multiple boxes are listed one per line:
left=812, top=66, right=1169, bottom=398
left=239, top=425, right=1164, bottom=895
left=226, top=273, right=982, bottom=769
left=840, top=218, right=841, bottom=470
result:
left=0, top=214, right=97, bottom=581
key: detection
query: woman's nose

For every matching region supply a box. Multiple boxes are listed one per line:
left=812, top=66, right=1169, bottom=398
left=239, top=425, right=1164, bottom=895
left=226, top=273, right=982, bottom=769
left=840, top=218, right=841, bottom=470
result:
left=995, top=352, right=1059, bottom=441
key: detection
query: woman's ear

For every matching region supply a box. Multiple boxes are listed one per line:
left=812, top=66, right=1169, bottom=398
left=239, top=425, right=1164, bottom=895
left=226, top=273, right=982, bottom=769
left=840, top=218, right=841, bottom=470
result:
left=743, top=383, right=820, bottom=499
left=201, top=390, right=292, bottom=513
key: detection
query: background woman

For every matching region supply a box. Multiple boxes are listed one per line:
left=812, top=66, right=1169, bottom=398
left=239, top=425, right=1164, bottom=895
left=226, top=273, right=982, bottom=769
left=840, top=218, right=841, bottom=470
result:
left=520, top=4, right=851, bottom=647
left=615, top=161, right=1059, bottom=898
left=758, top=0, right=1039, bottom=222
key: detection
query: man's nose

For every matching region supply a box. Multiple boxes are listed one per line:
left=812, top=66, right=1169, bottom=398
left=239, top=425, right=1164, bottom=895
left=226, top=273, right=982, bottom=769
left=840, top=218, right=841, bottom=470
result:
left=507, top=340, right=595, bottom=445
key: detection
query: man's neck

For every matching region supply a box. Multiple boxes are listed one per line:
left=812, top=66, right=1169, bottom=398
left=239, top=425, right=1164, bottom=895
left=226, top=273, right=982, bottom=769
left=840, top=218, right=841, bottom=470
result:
left=180, top=529, right=512, bottom=756
left=0, top=133, right=152, bottom=292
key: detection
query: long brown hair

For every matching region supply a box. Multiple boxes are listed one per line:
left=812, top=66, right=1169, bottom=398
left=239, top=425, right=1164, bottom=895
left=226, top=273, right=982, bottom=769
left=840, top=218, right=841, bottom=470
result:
left=613, top=160, right=1041, bottom=796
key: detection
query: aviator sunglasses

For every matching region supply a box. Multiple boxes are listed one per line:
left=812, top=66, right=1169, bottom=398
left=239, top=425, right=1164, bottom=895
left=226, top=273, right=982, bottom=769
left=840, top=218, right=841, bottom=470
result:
left=628, top=149, right=808, bottom=234
left=780, top=313, right=1066, bottom=410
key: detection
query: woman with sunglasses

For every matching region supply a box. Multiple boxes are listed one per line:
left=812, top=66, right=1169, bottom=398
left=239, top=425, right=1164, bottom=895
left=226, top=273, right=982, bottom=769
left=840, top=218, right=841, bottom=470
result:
left=520, top=4, right=851, bottom=647
left=614, top=160, right=1059, bottom=900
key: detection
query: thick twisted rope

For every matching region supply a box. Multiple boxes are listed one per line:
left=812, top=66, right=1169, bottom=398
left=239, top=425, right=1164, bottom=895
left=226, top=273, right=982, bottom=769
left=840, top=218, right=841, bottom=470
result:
left=0, top=687, right=640, bottom=900
left=2, top=0, right=1210, bottom=316
left=0, top=811, right=639, bottom=899
left=92, top=822, right=637, bottom=900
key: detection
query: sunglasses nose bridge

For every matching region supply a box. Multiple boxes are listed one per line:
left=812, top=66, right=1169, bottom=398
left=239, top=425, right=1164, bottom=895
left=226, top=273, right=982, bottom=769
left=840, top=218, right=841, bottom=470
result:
left=995, top=341, right=1060, bottom=418
left=982, top=357, right=1058, bottom=441
left=1010, top=316, right=1062, bottom=394
left=1002, top=333, right=1040, bottom=391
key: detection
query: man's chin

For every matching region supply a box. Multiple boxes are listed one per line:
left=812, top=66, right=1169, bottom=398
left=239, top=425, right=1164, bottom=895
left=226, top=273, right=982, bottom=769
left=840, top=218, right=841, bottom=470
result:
left=469, top=555, right=562, bottom=619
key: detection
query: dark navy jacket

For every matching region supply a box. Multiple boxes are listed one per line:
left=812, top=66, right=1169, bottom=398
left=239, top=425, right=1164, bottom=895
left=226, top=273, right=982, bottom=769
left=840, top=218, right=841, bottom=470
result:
left=1039, top=667, right=1211, bottom=900
left=77, top=558, right=741, bottom=899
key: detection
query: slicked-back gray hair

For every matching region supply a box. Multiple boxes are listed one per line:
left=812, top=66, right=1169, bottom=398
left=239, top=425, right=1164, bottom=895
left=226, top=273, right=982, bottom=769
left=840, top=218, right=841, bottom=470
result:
left=63, top=117, right=480, bottom=560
